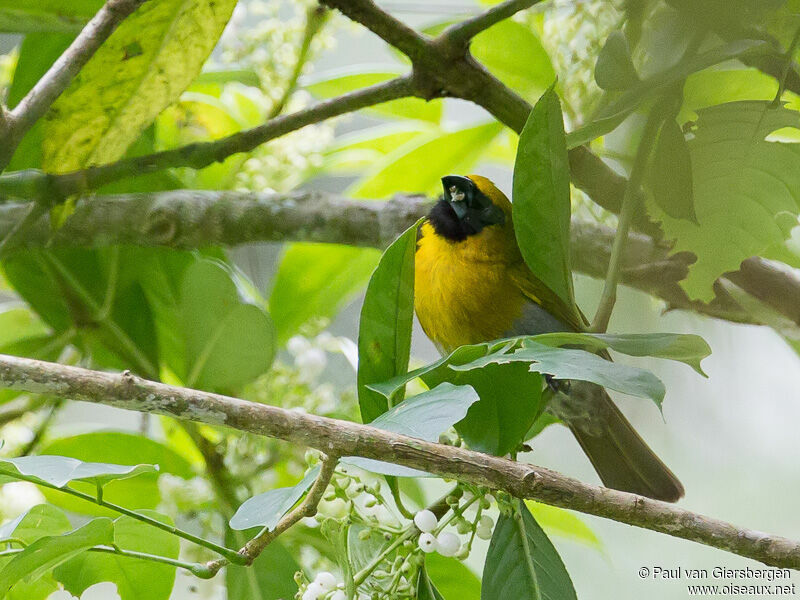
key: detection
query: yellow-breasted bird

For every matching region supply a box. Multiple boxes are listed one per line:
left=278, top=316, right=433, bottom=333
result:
left=414, top=174, right=684, bottom=502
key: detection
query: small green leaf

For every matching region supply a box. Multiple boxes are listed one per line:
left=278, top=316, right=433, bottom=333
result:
left=345, top=383, right=479, bottom=476
left=180, top=259, right=275, bottom=391
left=531, top=332, right=711, bottom=375
left=357, top=221, right=420, bottom=424
left=426, top=554, right=481, bottom=600
left=647, top=119, right=696, bottom=221
left=482, top=502, right=576, bottom=600
left=0, top=455, right=157, bottom=488
left=525, top=501, right=602, bottom=550
left=0, top=518, right=114, bottom=596
left=230, top=466, right=320, bottom=531
left=513, top=87, right=576, bottom=310
left=55, top=511, right=180, bottom=600
left=0, top=0, right=99, bottom=33
left=452, top=341, right=666, bottom=406
left=595, top=32, right=640, bottom=91
left=418, top=567, right=446, bottom=600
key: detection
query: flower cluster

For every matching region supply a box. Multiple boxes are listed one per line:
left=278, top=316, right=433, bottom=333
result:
left=299, top=571, right=346, bottom=600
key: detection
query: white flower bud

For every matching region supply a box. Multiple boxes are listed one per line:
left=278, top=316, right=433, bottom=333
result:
left=435, top=532, right=460, bottom=557
left=418, top=532, right=437, bottom=553
left=413, top=509, right=438, bottom=533
left=314, top=572, right=337, bottom=591
left=476, top=525, right=493, bottom=540
left=287, top=335, right=311, bottom=356
left=317, top=497, right=350, bottom=519
left=479, top=515, right=494, bottom=530
left=329, top=591, right=346, bottom=600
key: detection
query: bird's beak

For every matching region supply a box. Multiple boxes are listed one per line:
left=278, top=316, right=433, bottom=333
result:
left=441, top=175, right=474, bottom=220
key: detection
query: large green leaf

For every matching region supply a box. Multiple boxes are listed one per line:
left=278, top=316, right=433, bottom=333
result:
left=225, top=529, right=301, bottom=600
left=270, top=244, right=380, bottom=346
left=230, top=466, right=320, bottom=531
left=357, top=222, right=419, bottom=424
left=513, top=88, right=576, bottom=310
left=418, top=567, right=446, bottom=600
left=38, top=432, right=194, bottom=514
left=525, top=502, right=601, bottom=549
left=0, top=504, right=71, bottom=545
left=0, top=455, right=157, bottom=489
left=304, top=68, right=442, bottom=123
left=655, top=101, right=800, bottom=300
left=180, top=259, right=275, bottom=391
left=595, top=31, right=640, bottom=91
left=426, top=554, right=481, bottom=600
left=55, top=512, right=180, bottom=600
left=349, top=122, right=503, bottom=198
left=647, top=118, right=696, bottom=221
left=0, top=0, right=100, bottom=33
left=0, top=518, right=114, bottom=597
left=482, top=502, right=576, bottom=600
left=42, top=0, right=238, bottom=172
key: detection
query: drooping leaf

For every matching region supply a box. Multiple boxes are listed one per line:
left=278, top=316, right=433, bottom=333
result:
left=482, top=502, right=577, bottom=600
left=513, top=87, right=576, bottom=310
left=345, top=383, right=479, bottom=476
left=595, top=31, right=640, bottom=90
left=0, top=455, right=157, bottom=489
left=42, top=0, right=238, bottom=173
left=225, top=529, right=301, bottom=600
left=656, top=101, right=800, bottom=300
left=357, top=222, right=420, bottom=424
left=270, top=244, right=380, bottom=346
left=453, top=341, right=666, bottom=406
left=0, top=518, right=114, bottom=597
left=230, top=466, right=320, bottom=531
left=180, top=259, right=275, bottom=391
left=55, top=511, right=180, bottom=600
left=647, top=119, right=695, bottom=221
left=38, top=432, right=194, bottom=515
left=525, top=501, right=602, bottom=550
left=349, top=122, right=504, bottom=199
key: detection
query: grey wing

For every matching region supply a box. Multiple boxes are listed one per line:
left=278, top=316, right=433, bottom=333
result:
left=504, top=300, right=571, bottom=337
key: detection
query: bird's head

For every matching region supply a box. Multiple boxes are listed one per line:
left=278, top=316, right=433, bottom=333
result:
left=429, top=174, right=509, bottom=242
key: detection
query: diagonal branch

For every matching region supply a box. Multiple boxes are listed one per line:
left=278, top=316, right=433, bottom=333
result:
left=441, top=0, right=542, bottom=48
left=0, top=353, right=797, bottom=569
left=1, top=0, right=150, bottom=171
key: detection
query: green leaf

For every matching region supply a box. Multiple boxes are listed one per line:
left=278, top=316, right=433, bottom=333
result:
left=525, top=501, right=602, bottom=550
left=471, top=20, right=555, bottom=97
left=270, top=244, right=380, bottom=346
left=0, top=517, right=114, bottom=596
left=647, top=118, right=696, bottom=221
left=418, top=567, right=446, bottom=600
left=357, top=221, right=420, bottom=424
left=595, top=31, right=640, bottom=91
left=426, top=554, right=481, bottom=600
left=225, top=529, right=301, bottom=600
left=0, top=0, right=100, bottom=33
left=55, top=511, right=180, bottom=600
left=345, top=383, right=479, bottom=476
left=531, top=332, right=711, bottom=375
left=194, top=68, right=261, bottom=88
left=656, top=101, right=800, bottom=300
left=665, top=0, right=785, bottom=36
left=180, top=259, right=275, bottom=391
left=38, top=432, right=194, bottom=515
left=513, top=88, right=576, bottom=310
left=230, top=466, right=320, bottom=531
left=0, top=306, right=50, bottom=348
left=305, top=68, right=442, bottom=123
left=0, top=455, right=157, bottom=488
left=349, top=122, right=504, bottom=199
left=0, top=505, right=71, bottom=544
left=482, top=502, right=576, bottom=600
left=42, top=0, right=238, bottom=173
left=368, top=342, right=543, bottom=456
left=453, top=340, right=666, bottom=406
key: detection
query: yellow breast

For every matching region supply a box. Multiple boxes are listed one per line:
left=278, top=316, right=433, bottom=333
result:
left=414, top=221, right=526, bottom=354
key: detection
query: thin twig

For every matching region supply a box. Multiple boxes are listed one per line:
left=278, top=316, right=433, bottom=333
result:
left=441, top=0, right=542, bottom=48
left=0, top=354, right=798, bottom=570
left=2, top=0, right=150, bottom=170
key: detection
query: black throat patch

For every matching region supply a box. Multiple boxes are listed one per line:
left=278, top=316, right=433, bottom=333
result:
left=428, top=199, right=472, bottom=242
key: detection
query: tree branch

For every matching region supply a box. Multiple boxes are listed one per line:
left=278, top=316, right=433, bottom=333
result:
left=0, top=353, right=797, bottom=569
left=441, top=0, right=541, bottom=48
left=1, top=0, right=150, bottom=170
left=0, top=189, right=774, bottom=325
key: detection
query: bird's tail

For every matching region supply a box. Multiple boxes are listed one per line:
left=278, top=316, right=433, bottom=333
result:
left=558, top=383, right=684, bottom=502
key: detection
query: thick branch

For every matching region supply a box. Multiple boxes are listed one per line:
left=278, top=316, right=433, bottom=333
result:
left=0, top=353, right=797, bottom=570
left=2, top=0, right=150, bottom=170
left=0, top=190, right=766, bottom=324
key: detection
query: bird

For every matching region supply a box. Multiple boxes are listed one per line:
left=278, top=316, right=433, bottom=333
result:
left=414, top=173, right=684, bottom=502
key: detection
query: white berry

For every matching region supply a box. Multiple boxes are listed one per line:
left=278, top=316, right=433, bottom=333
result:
left=329, top=591, right=346, bottom=600
left=418, top=532, right=437, bottom=553
left=476, top=525, right=493, bottom=540
left=436, top=532, right=460, bottom=557
left=314, top=572, right=337, bottom=591
left=414, top=509, right=438, bottom=533
left=479, top=515, right=494, bottom=530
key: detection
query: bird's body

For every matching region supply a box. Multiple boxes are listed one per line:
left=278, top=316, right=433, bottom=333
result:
left=414, top=174, right=684, bottom=502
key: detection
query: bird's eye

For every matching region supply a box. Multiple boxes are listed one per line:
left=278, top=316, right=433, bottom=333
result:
left=449, top=186, right=466, bottom=203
